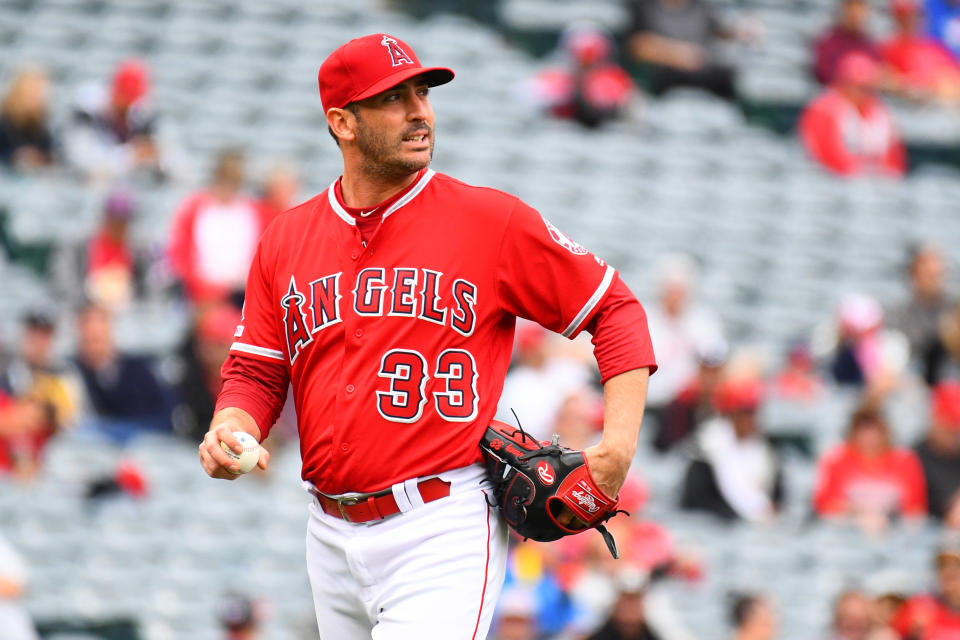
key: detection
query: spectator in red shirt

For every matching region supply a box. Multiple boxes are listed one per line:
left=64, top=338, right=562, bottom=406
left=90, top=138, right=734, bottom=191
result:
left=85, top=189, right=137, bottom=310
left=801, top=52, right=907, bottom=177
left=814, top=0, right=883, bottom=85
left=892, top=540, right=960, bottom=639
left=0, top=388, right=47, bottom=480
left=529, top=23, right=638, bottom=128
left=168, top=149, right=260, bottom=307
left=883, top=0, right=960, bottom=104
left=771, top=342, right=825, bottom=404
left=814, top=404, right=927, bottom=531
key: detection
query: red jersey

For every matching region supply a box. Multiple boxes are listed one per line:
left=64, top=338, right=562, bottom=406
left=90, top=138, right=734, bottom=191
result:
left=883, top=35, right=960, bottom=91
left=812, top=443, right=927, bottom=516
left=226, top=169, right=654, bottom=494
left=87, top=231, right=133, bottom=274
left=168, top=190, right=263, bottom=303
left=893, top=595, right=960, bottom=640
left=799, top=89, right=906, bottom=177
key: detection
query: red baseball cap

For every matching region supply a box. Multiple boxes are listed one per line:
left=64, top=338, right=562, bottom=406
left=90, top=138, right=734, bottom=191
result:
left=713, top=378, right=764, bottom=414
left=318, top=34, right=455, bottom=112
left=112, top=59, right=149, bottom=108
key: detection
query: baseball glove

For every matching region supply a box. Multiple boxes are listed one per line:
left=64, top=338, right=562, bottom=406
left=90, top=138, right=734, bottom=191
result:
left=480, top=420, right=626, bottom=558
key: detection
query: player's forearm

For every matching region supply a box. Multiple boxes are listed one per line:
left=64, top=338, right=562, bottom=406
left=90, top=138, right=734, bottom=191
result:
left=598, top=367, right=650, bottom=463
left=209, top=407, right=262, bottom=442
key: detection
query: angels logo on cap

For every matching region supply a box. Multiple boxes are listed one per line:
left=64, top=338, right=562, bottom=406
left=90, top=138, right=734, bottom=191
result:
left=317, top=33, right=455, bottom=112
left=381, top=35, right=414, bottom=67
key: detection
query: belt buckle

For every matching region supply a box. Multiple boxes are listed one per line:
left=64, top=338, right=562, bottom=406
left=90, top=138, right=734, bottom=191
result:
left=337, top=495, right=361, bottom=522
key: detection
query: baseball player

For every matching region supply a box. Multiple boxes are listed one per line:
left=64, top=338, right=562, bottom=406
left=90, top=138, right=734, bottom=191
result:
left=198, top=33, right=657, bottom=639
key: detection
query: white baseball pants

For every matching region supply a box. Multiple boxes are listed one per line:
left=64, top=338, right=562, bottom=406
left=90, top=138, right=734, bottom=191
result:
left=305, top=464, right=508, bottom=640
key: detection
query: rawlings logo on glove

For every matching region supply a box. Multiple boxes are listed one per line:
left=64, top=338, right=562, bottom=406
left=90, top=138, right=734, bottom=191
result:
left=479, top=420, right=627, bottom=558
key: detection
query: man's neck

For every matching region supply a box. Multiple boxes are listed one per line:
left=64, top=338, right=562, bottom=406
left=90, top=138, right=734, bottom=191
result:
left=339, top=169, right=421, bottom=209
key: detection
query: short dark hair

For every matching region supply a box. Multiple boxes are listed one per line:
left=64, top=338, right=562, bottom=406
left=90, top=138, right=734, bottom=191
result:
left=729, top=593, right=762, bottom=628
left=328, top=103, right=359, bottom=147
left=848, top=403, right=886, bottom=432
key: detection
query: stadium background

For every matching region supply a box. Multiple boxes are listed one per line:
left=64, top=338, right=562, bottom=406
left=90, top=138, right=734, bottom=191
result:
left=0, top=0, right=959, bottom=638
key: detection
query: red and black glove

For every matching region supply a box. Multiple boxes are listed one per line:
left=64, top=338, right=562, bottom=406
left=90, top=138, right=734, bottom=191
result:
left=480, top=420, right=626, bottom=558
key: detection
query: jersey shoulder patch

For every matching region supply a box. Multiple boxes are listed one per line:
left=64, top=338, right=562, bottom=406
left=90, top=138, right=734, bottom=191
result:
left=540, top=215, right=588, bottom=255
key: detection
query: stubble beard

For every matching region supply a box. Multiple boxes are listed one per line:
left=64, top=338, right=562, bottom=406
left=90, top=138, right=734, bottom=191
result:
left=355, top=119, right=435, bottom=181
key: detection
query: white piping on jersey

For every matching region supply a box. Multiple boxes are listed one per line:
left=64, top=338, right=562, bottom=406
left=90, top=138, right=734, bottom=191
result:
left=327, top=184, right=356, bottom=225
left=326, top=169, right=436, bottom=226
left=561, top=265, right=615, bottom=338
left=382, top=169, right=435, bottom=219
left=230, top=342, right=285, bottom=361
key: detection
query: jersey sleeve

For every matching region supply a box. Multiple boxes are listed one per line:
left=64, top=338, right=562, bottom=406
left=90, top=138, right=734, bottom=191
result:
left=584, top=273, right=658, bottom=382
left=230, top=240, right=286, bottom=364
left=495, top=200, right=614, bottom=339
left=216, top=354, right=288, bottom=441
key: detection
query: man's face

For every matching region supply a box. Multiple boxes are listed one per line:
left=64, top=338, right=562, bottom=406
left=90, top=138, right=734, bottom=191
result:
left=21, top=326, right=54, bottom=368
left=912, top=249, right=945, bottom=300
left=77, top=308, right=114, bottom=365
left=939, top=555, right=960, bottom=604
left=494, top=615, right=536, bottom=640
left=731, top=409, right=758, bottom=438
left=842, top=0, right=871, bottom=33
left=611, top=592, right=646, bottom=636
left=851, top=421, right=888, bottom=458
left=834, top=594, right=871, bottom=640
left=747, top=600, right=777, bottom=640
left=351, top=78, right=435, bottom=179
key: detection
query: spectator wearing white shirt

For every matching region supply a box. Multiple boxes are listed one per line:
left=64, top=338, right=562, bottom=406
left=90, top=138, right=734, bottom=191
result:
left=644, top=254, right=725, bottom=418
left=0, top=534, right=38, bottom=640
left=680, top=377, right=784, bottom=523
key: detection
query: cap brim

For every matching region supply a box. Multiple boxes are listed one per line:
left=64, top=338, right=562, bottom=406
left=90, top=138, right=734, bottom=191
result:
left=346, top=66, right=454, bottom=107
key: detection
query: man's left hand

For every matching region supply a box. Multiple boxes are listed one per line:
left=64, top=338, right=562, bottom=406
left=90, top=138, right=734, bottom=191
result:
left=582, top=442, right=631, bottom=500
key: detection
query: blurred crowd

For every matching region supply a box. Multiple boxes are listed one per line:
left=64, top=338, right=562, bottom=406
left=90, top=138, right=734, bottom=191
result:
left=525, top=0, right=960, bottom=178
left=490, top=243, right=960, bottom=638
left=0, top=0, right=959, bottom=639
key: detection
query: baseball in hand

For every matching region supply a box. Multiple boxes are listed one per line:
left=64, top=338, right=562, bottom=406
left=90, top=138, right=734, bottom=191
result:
left=220, top=431, right=261, bottom=474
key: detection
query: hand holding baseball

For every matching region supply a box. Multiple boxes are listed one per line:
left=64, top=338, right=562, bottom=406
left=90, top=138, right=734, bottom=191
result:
left=200, top=409, right=269, bottom=480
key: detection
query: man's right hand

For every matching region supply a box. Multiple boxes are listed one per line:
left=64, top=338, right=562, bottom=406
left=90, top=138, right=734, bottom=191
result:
left=199, top=408, right=268, bottom=480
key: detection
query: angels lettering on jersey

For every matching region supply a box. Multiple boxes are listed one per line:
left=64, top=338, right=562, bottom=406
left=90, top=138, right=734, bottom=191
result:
left=276, top=268, right=477, bottom=365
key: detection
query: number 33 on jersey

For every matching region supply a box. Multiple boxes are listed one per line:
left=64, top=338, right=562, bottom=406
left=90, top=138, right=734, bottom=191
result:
left=230, top=169, right=615, bottom=493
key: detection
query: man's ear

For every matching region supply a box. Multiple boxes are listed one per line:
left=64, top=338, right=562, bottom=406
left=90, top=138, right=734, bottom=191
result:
left=327, top=108, right=356, bottom=143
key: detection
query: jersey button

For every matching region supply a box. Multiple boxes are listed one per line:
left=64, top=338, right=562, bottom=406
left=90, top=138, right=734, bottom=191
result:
left=351, top=251, right=359, bottom=260
left=354, top=329, right=363, bottom=338
left=340, top=443, right=350, bottom=452
left=345, top=384, right=355, bottom=394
